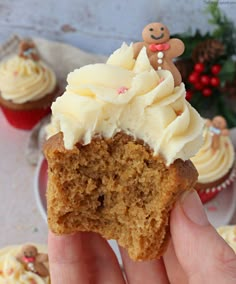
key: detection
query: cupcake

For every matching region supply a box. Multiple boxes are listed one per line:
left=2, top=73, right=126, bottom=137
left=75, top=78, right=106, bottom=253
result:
left=0, top=244, right=50, bottom=283
left=217, top=225, right=236, bottom=253
left=44, top=23, right=204, bottom=261
left=191, top=116, right=236, bottom=203
left=0, top=40, right=60, bottom=130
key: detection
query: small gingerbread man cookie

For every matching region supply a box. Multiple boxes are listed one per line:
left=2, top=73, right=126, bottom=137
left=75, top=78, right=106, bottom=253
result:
left=133, top=22, right=185, bottom=86
left=205, top=116, right=229, bottom=150
left=19, top=40, right=40, bottom=61
left=16, top=245, right=49, bottom=277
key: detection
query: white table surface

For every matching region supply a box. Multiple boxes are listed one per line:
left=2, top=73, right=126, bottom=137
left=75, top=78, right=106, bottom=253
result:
left=1, top=109, right=236, bottom=248
left=0, top=110, right=48, bottom=247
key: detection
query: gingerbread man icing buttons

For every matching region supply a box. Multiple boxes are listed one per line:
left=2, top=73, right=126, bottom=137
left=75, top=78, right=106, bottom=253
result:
left=205, top=116, right=229, bottom=150
left=16, top=245, right=49, bottom=277
left=133, top=22, right=185, bottom=86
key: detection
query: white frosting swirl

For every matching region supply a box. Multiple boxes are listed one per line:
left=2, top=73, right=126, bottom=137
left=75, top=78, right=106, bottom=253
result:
left=217, top=226, right=236, bottom=253
left=0, top=245, right=49, bottom=284
left=47, top=43, right=204, bottom=165
left=191, top=125, right=235, bottom=183
left=0, top=55, right=56, bottom=104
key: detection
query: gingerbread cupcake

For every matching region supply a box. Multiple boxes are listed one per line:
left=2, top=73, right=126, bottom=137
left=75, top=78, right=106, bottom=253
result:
left=217, top=225, right=236, bottom=253
left=0, top=244, right=50, bottom=283
left=44, top=23, right=204, bottom=261
left=191, top=116, right=236, bottom=203
left=0, top=40, right=60, bottom=130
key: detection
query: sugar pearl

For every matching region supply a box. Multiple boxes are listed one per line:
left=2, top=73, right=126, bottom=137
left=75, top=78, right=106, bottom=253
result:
left=157, top=52, right=164, bottom=58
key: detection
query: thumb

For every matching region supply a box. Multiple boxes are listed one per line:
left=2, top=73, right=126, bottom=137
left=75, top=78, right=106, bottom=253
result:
left=170, top=190, right=236, bottom=284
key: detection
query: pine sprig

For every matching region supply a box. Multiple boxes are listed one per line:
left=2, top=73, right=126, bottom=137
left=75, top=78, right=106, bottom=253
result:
left=206, top=1, right=236, bottom=55
left=173, top=1, right=236, bottom=127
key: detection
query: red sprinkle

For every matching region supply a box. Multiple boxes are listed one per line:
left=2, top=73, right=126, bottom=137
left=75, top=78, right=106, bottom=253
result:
left=117, top=86, right=128, bottom=94
left=13, top=71, right=18, bottom=76
left=7, top=268, right=14, bottom=275
left=175, top=110, right=183, bottom=116
left=207, top=205, right=218, bottom=212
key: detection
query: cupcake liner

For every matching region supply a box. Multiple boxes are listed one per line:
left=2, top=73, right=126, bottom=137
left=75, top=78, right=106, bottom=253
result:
left=1, top=104, right=51, bottom=130
left=197, top=165, right=236, bottom=204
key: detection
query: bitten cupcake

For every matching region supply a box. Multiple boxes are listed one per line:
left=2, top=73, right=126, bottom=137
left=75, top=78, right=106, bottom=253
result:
left=191, top=116, right=236, bottom=203
left=44, top=24, right=204, bottom=261
left=0, top=244, right=50, bottom=283
left=0, top=40, right=60, bottom=130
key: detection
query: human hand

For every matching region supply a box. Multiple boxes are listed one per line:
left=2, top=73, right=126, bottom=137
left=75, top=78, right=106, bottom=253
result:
left=48, top=191, right=236, bottom=284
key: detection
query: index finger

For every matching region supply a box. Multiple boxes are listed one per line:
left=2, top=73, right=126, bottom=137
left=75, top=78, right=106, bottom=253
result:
left=48, top=231, right=125, bottom=284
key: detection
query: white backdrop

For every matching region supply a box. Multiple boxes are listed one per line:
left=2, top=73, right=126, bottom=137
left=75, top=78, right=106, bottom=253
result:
left=0, top=0, right=235, bottom=55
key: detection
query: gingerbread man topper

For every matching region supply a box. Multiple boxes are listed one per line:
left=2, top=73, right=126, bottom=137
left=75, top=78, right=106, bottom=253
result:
left=18, top=40, right=40, bottom=61
left=205, top=116, right=229, bottom=150
left=16, top=245, right=49, bottom=277
left=133, top=22, right=185, bottom=86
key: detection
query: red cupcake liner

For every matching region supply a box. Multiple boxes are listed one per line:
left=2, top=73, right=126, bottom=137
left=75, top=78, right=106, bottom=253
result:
left=197, top=166, right=236, bottom=204
left=1, top=104, right=51, bottom=130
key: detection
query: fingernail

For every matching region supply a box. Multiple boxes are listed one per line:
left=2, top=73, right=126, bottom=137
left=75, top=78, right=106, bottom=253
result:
left=180, top=190, right=209, bottom=226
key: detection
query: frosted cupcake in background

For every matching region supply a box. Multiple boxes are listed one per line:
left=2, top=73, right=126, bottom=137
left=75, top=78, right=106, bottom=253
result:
left=191, top=116, right=236, bottom=203
left=0, top=40, right=60, bottom=130
left=0, top=244, right=50, bottom=283
left=217, top=225, right=236, bottom=253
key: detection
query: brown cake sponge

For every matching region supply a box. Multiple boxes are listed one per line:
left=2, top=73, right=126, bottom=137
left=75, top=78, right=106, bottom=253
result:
left=44, top=132, right=198, bottom=260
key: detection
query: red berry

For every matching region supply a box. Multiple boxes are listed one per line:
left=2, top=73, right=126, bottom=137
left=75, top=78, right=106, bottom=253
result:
left=210, top=76, right=220, bottom=87
left=200, top=75, right=211, bottom=85
left=202, top=88, right=213, bottom=97
left=211, top=64, right=221, bottom=75
left=194, top=82, right=204, bottom=90
left=188, top=72, right=199, bottom=84
left=186, top=90, right=193, bottom=100
left=194, top=62, right=205, bottom=73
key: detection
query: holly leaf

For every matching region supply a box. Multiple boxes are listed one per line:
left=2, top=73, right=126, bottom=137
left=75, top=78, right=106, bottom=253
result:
left=219, top=60, right=236, bottom=82
left=217, top=95, right=236, bottom=128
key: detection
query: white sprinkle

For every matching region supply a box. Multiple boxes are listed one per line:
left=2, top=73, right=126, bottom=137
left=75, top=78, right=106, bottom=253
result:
left=157, top=52, right=164, bottom=58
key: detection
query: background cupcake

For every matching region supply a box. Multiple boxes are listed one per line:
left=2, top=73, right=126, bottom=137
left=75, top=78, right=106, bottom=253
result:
left=191, top=116, right=236, bottom=203
left=0, top=244, right=50, bottom=283
left=0, top=40, right=60, bottom=130
left=217, top=225, right=236, bottom=253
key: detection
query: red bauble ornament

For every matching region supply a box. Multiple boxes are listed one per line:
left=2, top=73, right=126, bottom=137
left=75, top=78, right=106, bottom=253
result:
left=202, top=88, right=213, bottom=97
left=194, top=62, right=205, bottom=73
left=188, top=72, right=199, bottom=84
left=200, top=75, right=211, bottom=85
left=210, top=76, right=220, bottom=87
left=186, top=90, right=193, bottom=101
left=211, top=64, right=221, bottom=75
left=194, top=82, right=204, bottom=90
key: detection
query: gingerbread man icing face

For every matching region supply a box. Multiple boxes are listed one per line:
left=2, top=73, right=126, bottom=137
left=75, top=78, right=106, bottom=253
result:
left=142, top=23, right=170, bottom=44
left=133, top=22, right=185, bottom=86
